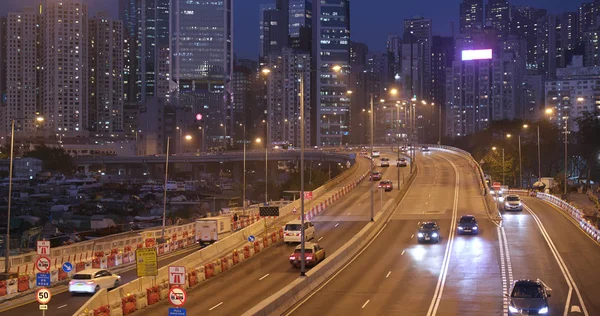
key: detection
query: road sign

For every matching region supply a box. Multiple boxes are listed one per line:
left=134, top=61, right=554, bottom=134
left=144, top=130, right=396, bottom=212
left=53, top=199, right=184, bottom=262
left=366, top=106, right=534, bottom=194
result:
left=492, top=182, right=501, bottom=190
left=259, top=206, right=279, bottom=217
left=135, top=248, right=158, bottom=277
left=36, top=288, right=51, bottom=304
left=168, top=308, right=187, bottom=316
left=62, top=262, right=73, bottom=273
left=36, top=273, right=51, bottom=287
left=168, top=266, right=186, bottom=285
left=37, top=240, right=50, bottom=256
left=168, top=287, right=186, bottom=307
left=39, top=305, right=48, bottom=310
left=346, top=160, right=351, bottom=168
left=303, top=191, right=313, bottom=200
left=292, top=207, right=297, bottom=214
left=36, top=256, right=51, bottom=273
left=247, top=235, right=255, bottom=242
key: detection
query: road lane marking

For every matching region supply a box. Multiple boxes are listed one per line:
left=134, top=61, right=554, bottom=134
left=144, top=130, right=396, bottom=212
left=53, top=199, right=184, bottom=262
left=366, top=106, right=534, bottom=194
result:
left=259, top=274, right=269, bottom=281
left=572, top=306, right=582, bottom=313
left=410, top=234, right=414, bottom=238
left=348, top=212, right=351, bottom=215
left=401, top=250, right=405, bottom=255
left=386, top=271, right=391, bottom=278
left=318, top=236, right=323, bottom=241
left=427, top=155, right=460, bottom=316
left=362, top=300, right=370, bottom=308
left=209, top=302, right=224, bottom=311
left=57, top=305, right=67, bottom=309
left=524, top=204, right=589, bottom=316
left=334, top=223, right=339, bottom=227
left=285, top=161, right=420, bottom=316
left=497, top=226, right=512, bottom=316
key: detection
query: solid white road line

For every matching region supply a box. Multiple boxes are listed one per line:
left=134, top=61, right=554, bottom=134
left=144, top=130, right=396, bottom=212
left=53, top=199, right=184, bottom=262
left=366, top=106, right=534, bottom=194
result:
left=335, top=223, right=339, bottom=228
left=410, top=234, right=414, bottom=239
left=386, top=271, right=391, bottom=278
left=209, top=302, right=224, bottom=311
left=524, top=204, right=589, bottom=316
left=362, top=300, right=370, bottom=308
left=497, top=226, right=512, bottom=316
left=427, top=154, right=460, bottom=316
left=401, top=250, right=405, bottom=255
left=57, top=305, right=67, bottom=309
left=317, top=236, right=323, bottom=241
left=259, top=274, right=269, bottom=281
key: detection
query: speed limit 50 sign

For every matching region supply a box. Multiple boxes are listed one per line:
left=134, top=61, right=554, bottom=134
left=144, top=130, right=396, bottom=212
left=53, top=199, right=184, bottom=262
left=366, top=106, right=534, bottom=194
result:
left=36, top=287, right=51, bottom=304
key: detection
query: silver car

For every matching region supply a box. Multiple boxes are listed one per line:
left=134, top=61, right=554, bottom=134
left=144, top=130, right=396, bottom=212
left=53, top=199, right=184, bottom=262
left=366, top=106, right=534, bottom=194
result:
left=504, top=194, right=523, bottom=211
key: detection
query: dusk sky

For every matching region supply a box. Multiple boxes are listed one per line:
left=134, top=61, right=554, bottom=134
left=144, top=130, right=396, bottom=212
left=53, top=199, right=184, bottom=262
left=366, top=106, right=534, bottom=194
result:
left=0, top=0, right=589, bottom=59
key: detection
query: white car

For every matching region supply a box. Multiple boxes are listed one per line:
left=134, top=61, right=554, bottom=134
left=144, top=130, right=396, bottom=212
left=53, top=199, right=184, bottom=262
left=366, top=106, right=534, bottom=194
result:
left=380, top=157, right=390, bottom=167
left=372, top=150, right=380, bottom=158
left=69, top=269, right=121, bottom=294
left=284, top=220, right=315, bottom=243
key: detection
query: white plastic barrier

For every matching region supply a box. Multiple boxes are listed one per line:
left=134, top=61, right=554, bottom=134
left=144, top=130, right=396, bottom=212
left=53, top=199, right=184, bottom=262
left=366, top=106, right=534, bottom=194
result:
left=536, top=192, right=600, bottom=243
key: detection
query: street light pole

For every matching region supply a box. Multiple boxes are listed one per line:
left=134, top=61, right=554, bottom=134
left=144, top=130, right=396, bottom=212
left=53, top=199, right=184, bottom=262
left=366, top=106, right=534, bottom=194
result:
left=438, top=103, right=442, bottom=145
left=265, top=119, right=268, bottom=205
left=537, top=125, right=541, bottom=181
left=502, top=148, right=505, bottom=185
left=564, top=117, right=569, bottom=196
left=243, top=124, right=246, bottom=214
left=518, top=135, right=522, bottom=188
left=161, top=137, right=170, bottom=240
left=4, top=120, right=15, bottom=273
left=370, top=94, right=374, bottom=222
left=300, top=75, right=307, bottom=276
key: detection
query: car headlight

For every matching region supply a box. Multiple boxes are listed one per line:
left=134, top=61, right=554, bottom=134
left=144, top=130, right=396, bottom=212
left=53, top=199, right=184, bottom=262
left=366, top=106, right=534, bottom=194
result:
left=538, top=306, right=548, bottom=314
left=505, top=202, right=510, bottom=207
left=458, top=226, right=463, bottom=230
left=518, top=202, right=522, bottom=206
left=432, top=233, right=438, bottom=238
left=417, top=233, right=424, bottom=238
left=472, top=226, right=478, bottom=230
left=490, top=190, right=495, bottom=194
left=508, top=306, right=518, bottom=313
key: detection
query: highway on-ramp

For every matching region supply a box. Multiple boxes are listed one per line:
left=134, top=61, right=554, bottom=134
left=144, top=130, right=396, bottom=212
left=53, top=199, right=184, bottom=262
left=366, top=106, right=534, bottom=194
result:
left=287, top=150, right=505, bottom=316
left=127, top=151, right=410, bottom=316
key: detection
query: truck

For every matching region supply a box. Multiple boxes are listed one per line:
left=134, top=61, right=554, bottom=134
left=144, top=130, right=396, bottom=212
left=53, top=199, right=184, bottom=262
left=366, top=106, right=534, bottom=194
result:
left=195, top=216, right=232, bottom=246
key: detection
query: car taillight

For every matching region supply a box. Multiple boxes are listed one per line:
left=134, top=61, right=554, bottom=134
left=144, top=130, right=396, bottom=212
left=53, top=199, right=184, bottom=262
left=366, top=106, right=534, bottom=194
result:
left=306, top=256, right=313, bottom=260
left=284, top=232, right=290, bottom=236
left=86, top=281, right=95, bottom=285
left=289, top=256, right=296, bottom=260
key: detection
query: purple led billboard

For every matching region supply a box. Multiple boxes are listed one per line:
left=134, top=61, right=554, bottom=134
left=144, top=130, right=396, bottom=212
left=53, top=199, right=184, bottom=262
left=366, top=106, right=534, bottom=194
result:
left=461, top=49, right=492, bottom=61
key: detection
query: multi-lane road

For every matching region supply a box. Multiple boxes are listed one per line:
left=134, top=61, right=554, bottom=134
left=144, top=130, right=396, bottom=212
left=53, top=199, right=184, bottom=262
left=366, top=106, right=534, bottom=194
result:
left=128, top=151, right=410, bottom=316
left=286, top=149, right=600, bottom=316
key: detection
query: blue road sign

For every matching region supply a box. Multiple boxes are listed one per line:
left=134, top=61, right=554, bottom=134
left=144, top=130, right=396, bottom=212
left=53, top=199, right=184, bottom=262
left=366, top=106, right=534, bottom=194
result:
left=248, top=235, right=256, bottom=242
left=36, top=273, right=51, bottom=287
left=168, top=308, right=186, bottom=316
left=62, top=262, right=73, bottom=273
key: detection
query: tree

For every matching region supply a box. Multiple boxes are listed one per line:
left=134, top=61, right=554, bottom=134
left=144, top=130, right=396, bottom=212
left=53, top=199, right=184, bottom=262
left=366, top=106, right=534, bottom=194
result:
left=481, top=150, right=516, bottom=186
left=574, top=110, right=600, bottom=188
left=25, top=145, right=73, bottom=174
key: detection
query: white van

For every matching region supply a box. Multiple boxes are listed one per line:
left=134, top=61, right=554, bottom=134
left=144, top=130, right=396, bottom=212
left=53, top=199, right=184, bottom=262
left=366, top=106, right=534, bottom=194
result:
left=283, top=220, right=315, bottom=243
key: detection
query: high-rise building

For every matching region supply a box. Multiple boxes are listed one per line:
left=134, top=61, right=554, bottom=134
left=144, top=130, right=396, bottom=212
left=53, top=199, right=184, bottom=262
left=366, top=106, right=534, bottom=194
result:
left=288, top=0, right=312, bottom=52
left=510, top=6, right=547, bottom=72
left=171, top=0, right=233, bottom=144
left=312, top=0, right=351, bottom=146
left=459, top=0, right=483, bottom=35
left=545, top=56, right=600, bottom=132
left=42, top=0, right=89, bottom=137
left=119, top=0, right=139, bottom=103
left=486, top=0, right=511, bottom=39
left=387, top=34, right=402, bottom=80
left=138, top=0, right=171, bottom=103
left=578, top=1, right=600, bottom=42
left=430, top=36, right=454, bottom=143
left=261, top=0, right=289, bottom=58
left=584, top=27, right=600, bottom=66
left=88, top=14, right=124, bottom=134
left=2, top=8, right=42, bottom=136
left=265, top=49, right=310, bottom=147
left=536, top=14, right=579, bottom=79
left=0, top=16, right=6, bottom=120
left=232, top=60, right=255, bottom=145
left=259, top=3, right=277, bottom=59
left=349, top=41, right=369, bottom=145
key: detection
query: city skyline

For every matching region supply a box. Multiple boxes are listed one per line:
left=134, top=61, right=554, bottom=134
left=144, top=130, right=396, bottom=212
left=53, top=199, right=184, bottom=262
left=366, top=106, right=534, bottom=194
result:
left=0, top=0, right=589, bottom=59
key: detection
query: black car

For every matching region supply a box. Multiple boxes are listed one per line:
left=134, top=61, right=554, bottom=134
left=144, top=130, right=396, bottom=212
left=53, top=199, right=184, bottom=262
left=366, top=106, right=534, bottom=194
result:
left=457, top=215, right=478, bottom=235
left=507, top=279, right=551, bottom=315
left=417, top=222, right=440, bottom=243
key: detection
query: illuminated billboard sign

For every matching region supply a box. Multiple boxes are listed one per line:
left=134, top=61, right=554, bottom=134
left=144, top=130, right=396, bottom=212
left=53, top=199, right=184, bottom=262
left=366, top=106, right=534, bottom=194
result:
left=461, top=49, right=492, bottom=61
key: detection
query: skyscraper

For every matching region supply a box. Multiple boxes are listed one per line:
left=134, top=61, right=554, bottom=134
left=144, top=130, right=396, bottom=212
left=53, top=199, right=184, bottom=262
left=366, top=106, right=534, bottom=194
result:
left=88, top=14, right=124, bottom=134
left=261, top=0, right=289, bottom=58
left=139, top=0, right=171, bottom=103
left=459, top=0, right=483, bottom=34
left=171, top=0, right=233, bottom=143
left=312, top=0, right=351, bottom=146
left=42, top=0, right=89, bottom=137
left=402, top=16, right=432, bottom=103
left=486, top=0, right=510, bottom=39
left=288, top=0, right=312, bottom=52
left=387, top=34, right=402, bottom=81
left=578, top=1, right=600, bottom=42
left=119, top=0, right=139, bottom=103
left=510, top=6, right=547, bottom=72
left=2, top=8, right=41, bottom=136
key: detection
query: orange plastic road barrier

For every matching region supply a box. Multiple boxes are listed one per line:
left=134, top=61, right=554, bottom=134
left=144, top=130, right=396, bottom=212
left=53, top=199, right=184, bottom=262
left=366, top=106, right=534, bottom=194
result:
left=122, top=295, right=137, bottom=315
left=95, top=252, right=105, bottom=258
left=76, top=262, right=85, bottom=272
left=93, top=305, right=110, bottom=316
left=111, top=248, right=119, bottom=255
left=188, top=271, right=198, bottom=287
left=232, top=250, right=239, bottom=265
left=243, top=245, right=250, bottom=258
left=0, top=280, right=6, bottom=296
left=220, top=257, right=229, bottom=272
left=58, top=268, right=68, bottom=281
left=253, top=240, right=261, bottom=253
left=92, top=258, right=100, bottom=269
left=271, top=232, right=277, bottom=243
left=204, top=263, right=214, bottom=279
left=279, top=228, right=284, bottom=239
left=17, top=276, right=29, bottom=292
left=146, top=286, right=160, bottom=305
left=107, top=255, right=116, bottom=268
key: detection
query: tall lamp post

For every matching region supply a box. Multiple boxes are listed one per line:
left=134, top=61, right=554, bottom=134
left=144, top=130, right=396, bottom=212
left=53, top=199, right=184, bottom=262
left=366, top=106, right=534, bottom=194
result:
left=492, top=146, right=505, bottom=184
left=4, top=116, right=43, bottom=274
left=563, top=115, right=569, bottom=196
left=161, top=137, right=171, bottom=240
left=242, top=123, right=246, bottom=213
left=523, top=124, right=541, bottom=182
left=506, top=134, right=522, bottom=187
